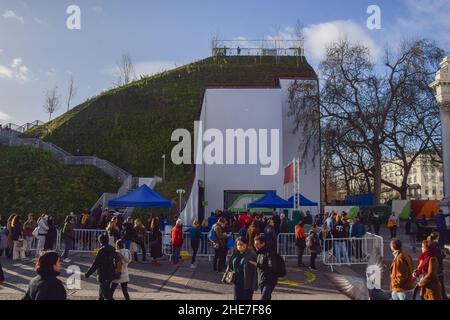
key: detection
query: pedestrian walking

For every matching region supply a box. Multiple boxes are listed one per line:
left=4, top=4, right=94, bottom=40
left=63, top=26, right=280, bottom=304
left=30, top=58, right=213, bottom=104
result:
left=210, top=217, right=230, bottom=273
left=148, top=218, right=163, bottom=265
left=23, top=251, right=66, bottom=300
left=306, top=225, right=322, bottom=271
left=417, top=240, right=443, bottom=300
left=35, top=214, right=49, bottom=257
left=294, top=221, right=306, bottom=267
left=224, top=237, right=257, bottom=300
left=133, top=219, right=147, bottom=262
left=389, top=239, right=415, bottom=300
left=111, top=239, right=131, bottom=300
left=387, top=212, right=399, bottom=239
left=85, top=234, right=116, bottom=300
left=44, top=216, right=57, bottom=251
left=23, top=213, right=37, bottom=258
left=250, top=235, right=278, bottom=301
left=11, top=215, right=25, bottom=261
left=263, top=219, right=277, bottom=253
left=62, top=216, right=75, bottom=263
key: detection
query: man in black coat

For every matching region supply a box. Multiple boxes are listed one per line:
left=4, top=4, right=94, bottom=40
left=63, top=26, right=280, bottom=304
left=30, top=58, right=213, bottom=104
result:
left=85, top=234, right=116, bottom=300
left=264, top=219, right=278, bottom=253
left=250, top=235, right=278, bottom=300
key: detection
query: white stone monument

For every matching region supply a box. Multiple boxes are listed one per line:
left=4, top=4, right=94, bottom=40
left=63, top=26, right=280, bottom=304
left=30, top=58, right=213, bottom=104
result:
left=430, top=57, right=450, bottom=219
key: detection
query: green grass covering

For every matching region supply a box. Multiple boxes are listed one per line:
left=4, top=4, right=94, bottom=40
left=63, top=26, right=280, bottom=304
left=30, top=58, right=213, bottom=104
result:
left=0, top=146, right=120, bottom=224
left=26, top=56, right=316, bottom=205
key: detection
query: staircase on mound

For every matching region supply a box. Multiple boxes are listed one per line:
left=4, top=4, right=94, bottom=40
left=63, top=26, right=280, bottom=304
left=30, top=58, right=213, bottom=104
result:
left=0, top=123, right=161, bottom=218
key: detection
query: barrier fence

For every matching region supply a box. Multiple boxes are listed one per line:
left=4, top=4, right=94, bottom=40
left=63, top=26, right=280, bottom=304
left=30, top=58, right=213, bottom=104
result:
left=1, top=228, right=383, bottom=267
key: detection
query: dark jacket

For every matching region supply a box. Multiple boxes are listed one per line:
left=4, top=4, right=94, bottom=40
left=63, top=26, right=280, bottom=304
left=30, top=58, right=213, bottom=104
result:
left=122, top=222, right=135, bottom=241
left=85, top=244, right=116, bottom=282
left=256, top=246, right=277, bottom=287
left=228, top=249, right=258, bottom=291
left=263, top=225, right=277, bottom=252
left=23, top=272, right=67, bottom=300
left=149, top=228, right=163, bottom=258
left=280, top=218, right=289, bottom=234
left=350, top=222, right=366, bottom=238
left=332, top=222, right=347, bottom=239
left=11, top=222, right=23, bottom=241
left=62, top=222, right=75, bottom=240
left=405, top=220, right=419, bottom=235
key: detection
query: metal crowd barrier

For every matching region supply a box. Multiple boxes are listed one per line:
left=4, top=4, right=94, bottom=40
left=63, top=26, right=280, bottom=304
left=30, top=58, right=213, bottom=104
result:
left=321, top=233, right=384, bottom=271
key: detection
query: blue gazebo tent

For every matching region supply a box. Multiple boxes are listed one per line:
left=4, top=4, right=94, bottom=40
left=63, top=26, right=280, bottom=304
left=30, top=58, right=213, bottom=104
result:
left=288, top=194, right=318, bottom=207
left=247, top=191, right=292, bottom=209
left=108, top=184, right=172, bottom=208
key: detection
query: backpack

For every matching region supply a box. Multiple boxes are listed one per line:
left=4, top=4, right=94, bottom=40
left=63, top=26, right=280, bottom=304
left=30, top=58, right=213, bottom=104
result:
left=208, top=225, right=217, bottom=242
left=273, top=253, right=287, bottom=278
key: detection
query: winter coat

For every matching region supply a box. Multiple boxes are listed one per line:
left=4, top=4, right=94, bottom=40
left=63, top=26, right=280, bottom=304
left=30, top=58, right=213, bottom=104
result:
left=228, top=249, right=258, bottom=291
left=256, top=246, right=277, bottom=287
left=306, top=232, right=322, bottom=253
left=85, top=244, right=116, bottom=282
left=390, top=250, right=415, bottom=292
left=212, top=223, right=227, bottom=248
left=263, top=225, right=277, bottom=252
left=171, top=225, right=183, bottom=248
left=122, top=222, right=135, bottom=241
left=133, top=226, right=147, bottom=244
left=112, top=248, right=131, bottom=284
left=350, top=222, right=366, bottom=238
left=419, top=256, right=443, bottom=300
left=149, top=228, right=163, bottom=258
left=23, top=272, right=67, bottom=300
left=280, top=218, right=289, bottom=234
left=23, top=219, right=37, bottom=237
left=189, top=226, right=202, bottom=243
left=11, top=222, right=23, bottom=241
left=62, top=222, right=75, bottom=240
left=37, top=219, right=49, bottom=236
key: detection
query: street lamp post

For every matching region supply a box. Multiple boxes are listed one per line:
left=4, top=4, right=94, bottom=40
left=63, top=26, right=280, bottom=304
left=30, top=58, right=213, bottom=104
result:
left=176, top=189, right=186, bottom=212
left=162, top=154, right=166, bottom=182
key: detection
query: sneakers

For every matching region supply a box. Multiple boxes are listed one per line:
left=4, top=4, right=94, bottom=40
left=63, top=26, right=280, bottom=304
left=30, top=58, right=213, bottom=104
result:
left=63, top=258, right=71, bottom=263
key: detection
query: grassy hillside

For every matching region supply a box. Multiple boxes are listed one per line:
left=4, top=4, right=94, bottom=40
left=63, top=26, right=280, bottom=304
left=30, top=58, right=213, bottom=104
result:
left=0, top=146, right=120, bottom=224
left=27, top=56, right=316, bottom=204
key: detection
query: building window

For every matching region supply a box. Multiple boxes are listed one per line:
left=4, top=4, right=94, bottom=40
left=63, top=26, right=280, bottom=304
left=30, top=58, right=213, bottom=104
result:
left=425, top=189, right=429, bottom=196
left=432, top=189, right=436, bottom=195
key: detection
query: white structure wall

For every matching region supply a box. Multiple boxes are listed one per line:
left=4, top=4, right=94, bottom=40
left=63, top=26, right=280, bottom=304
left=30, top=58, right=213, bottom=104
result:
left=180, top=79, right=320, bottom=224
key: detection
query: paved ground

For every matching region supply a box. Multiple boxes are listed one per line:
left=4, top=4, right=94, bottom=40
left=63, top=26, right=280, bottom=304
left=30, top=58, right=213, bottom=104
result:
left=0, top=253, right=348, bottom=300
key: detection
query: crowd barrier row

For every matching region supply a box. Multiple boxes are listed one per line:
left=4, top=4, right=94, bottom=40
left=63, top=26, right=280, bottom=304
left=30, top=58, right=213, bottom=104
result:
left=7, top=229, right=383, bottom=269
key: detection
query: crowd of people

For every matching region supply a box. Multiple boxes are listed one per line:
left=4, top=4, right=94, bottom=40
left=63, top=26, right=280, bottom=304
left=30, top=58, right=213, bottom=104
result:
left=1, top=205, right=449, bottom=301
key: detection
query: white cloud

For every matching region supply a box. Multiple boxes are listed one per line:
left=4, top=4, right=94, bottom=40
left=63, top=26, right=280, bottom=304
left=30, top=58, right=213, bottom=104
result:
left=303, top=20, right=380, bottom=62
left=0, top=111, right=12, bottom=122
left=2, top=10, right=24, bottom=24
left=33, top=17, right=43, bottom=24
left=0, top=57, right=32, bottom=81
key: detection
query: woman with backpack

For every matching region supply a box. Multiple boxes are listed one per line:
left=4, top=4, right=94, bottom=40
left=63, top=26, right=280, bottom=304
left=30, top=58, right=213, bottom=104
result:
left=295, top=221, right=306, bottom=267
left=111, top=239, right=131, bottom=300
left=306, top=225, right=322, bottom=271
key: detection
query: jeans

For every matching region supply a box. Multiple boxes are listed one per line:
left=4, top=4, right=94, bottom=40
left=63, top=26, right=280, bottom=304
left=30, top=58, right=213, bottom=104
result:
left=297, top=246, right=305, bottom=266
left=391, top=290, right=413, bottom=300
left=213, top=247, right=227, bottom=272
left=191, top=240, right=199, bottom=264
left=36, top=235, right=46, bottom=257
left=172, top=247, right=181, bottom=264
left=334, top=241, right=349, bottom=264
left=233, top=284, right=254, bottom=300
left=111, top=282, right=130, bottom=300
left=260, top=283, right=275, bottom=300
left=26, top=236, right=34, bottom=256
left=310, top=252, right=317, bottom=269
left=123, top=240, right=131, bottom=250
left=353, top=239, right=363, bottom=261
left=99, top=280, right=113, bottom=300
left=134, top=241, right=146, bottom=261
left=63, top=238, right=73, bottom=259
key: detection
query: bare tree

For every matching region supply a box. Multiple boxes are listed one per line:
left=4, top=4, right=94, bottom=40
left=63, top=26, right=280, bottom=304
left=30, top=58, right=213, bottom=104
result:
left=66, top=75, right=77, bottom=112
left=43, top=85, right=60, bottom=121
left=289, top=38, right=444, bottom=204
left=116, top=52, right=135, bottom=86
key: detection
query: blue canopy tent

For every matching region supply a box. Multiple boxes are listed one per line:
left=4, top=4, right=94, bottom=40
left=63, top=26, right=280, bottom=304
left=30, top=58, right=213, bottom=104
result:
left=108, top=184, right=173, bottom=208
left=288, top=194, right=319, bottom=207
left=247, top=191, right=292, bottom=209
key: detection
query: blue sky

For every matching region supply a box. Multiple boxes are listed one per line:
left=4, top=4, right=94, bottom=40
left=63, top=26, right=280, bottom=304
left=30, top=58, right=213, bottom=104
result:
left=0, top=0, right=449, bottom=125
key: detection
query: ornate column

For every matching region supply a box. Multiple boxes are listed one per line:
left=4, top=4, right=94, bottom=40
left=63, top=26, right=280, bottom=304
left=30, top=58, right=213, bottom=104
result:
left=430, top=57, right=450, bottom=219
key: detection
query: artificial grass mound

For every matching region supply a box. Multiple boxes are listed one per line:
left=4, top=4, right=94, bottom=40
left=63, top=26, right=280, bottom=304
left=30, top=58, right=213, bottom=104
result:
left=0, top=145, right=120, bottom=224
left=26, top=55, right=316, bottom=203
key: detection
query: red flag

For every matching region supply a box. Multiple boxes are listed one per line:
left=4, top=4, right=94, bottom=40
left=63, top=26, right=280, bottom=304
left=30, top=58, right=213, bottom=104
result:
left=284, top=163, right=294, bottom=184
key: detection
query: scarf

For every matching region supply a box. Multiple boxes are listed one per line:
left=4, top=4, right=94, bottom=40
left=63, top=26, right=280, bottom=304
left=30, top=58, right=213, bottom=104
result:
left=416, top=249, right=433, bottom=276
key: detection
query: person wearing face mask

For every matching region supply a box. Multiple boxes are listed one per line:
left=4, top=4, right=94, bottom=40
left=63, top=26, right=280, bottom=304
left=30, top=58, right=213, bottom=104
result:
left=23, top=251, right=67, bottom=300
left=224, top=237, right=257, bottom=300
